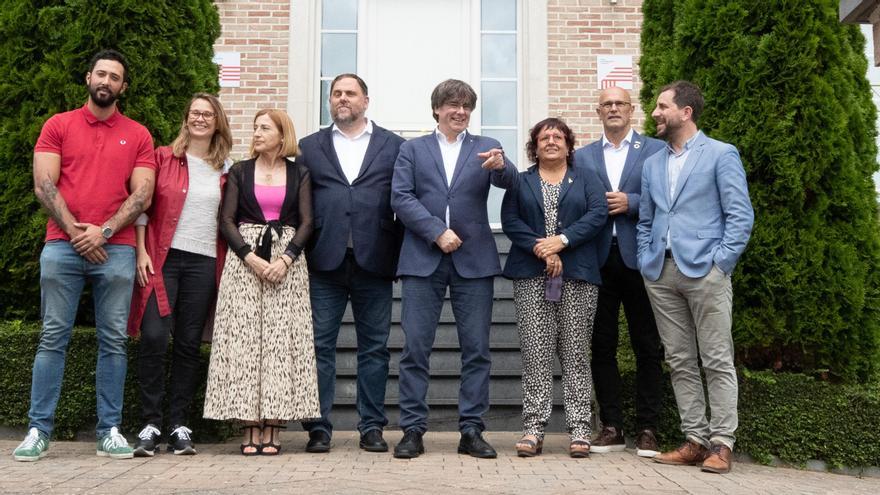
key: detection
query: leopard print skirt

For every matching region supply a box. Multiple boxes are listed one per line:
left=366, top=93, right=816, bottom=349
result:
left=203, top=223, right=320, bottom=422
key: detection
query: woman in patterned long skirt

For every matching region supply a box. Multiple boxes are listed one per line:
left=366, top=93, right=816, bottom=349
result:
left=501, top=118, right=608, bottom=458
left=204, top=109, right=320, bottom=456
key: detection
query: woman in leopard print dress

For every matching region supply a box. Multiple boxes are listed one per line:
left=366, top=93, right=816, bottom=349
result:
left=204, top=109, right=320, bottom=455
left=501, top=118, right=608, bottom=458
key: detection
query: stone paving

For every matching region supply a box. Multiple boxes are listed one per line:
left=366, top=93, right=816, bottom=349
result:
left=1, top=431, right=879, bottom=495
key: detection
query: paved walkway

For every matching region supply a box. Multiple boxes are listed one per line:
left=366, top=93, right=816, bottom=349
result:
left=2, top=431, right=878, bottom=495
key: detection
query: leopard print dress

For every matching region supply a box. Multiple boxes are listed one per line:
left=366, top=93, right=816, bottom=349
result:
left=203, top=223, right=320, bottom=422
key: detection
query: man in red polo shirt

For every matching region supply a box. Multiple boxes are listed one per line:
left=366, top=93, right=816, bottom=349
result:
left=13, top=49, right=156, bottom=462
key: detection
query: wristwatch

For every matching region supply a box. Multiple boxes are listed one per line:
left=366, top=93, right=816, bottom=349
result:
left=101, top=225, right=114, bottom=240
left=559, top=233, right=570, bottom=247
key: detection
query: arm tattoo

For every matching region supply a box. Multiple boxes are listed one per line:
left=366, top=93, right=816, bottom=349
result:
left=35, top=177, right=75, bottom=233
left=106, top=177, right=154, bottom=230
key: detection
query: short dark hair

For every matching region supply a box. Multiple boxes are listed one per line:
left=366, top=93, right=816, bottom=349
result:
left=88, top=49, right=130, bottom=84
left=526, top=117, right=577, bottom=167
left=658, top=80, right=704, bottom=123
left=330, top=73, right=368, bottom=96
left=430, top=79, right=477, bottom=122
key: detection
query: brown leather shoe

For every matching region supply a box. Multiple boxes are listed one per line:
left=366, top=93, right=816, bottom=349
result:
left=653, top=440, right=708, bottom=465
left=701, top=444, right=733, bottom=474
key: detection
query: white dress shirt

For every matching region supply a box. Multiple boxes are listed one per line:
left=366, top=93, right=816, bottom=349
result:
left=602, top=128, right=634, bottom=237
left=332, top=119, right=373, bottom=184
left=436, top=128, right=466, bottom=227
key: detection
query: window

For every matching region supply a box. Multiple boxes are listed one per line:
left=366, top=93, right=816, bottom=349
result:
left=320, top=0, right=359, bottom=126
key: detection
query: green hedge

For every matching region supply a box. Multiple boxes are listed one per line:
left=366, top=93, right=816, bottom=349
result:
left=640, top=0, right=880, bottom=383
left=2, top=321, right=878, bottom=469
left=0, top=321, right=234, bottom=441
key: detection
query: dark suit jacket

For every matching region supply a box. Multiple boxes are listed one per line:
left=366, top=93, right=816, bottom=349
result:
left=391, top=131, right=517, bottom=278
left=299, top=122, right=406, bottom=278
left=574, top=131, right=665, bottom=270
left=501, top=165, right=608, bottom=284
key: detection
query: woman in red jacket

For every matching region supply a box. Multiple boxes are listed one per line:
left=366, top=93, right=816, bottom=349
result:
left=127, top=93, right=232, bottom=457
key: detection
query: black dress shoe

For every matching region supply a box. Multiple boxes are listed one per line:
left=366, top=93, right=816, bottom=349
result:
left=457, top=430, right=497, bottom=459
left=393, top=430, right=424, bottom=459
left=305, top=430, right=331, bottom=453
left=359, top=429, right=388, bottom=452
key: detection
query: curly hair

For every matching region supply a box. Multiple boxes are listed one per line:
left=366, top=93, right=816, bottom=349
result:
left=525, top=118, right=576, bottom=167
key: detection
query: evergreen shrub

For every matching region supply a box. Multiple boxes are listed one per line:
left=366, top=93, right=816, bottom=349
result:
left=0, top=0, right=221, bottom=321
left=639, top=0, right=880, bottom=382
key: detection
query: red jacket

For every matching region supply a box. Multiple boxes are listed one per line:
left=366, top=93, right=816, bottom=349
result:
left=127, top=146, right=228, bottom=338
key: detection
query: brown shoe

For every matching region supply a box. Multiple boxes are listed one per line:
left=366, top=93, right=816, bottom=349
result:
left=635, top=429, right=660, bottom=458
left=653, top=440, right=708, bottom=466
left=701, top=444, right=733, bottom=474
left=591, top=426, right=625, bottom=453
left=515, top=435, right=543, bottom=457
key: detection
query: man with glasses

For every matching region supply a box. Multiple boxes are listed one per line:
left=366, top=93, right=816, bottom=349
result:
left=639, top=80, right=753, bottom=474
left=575, top=86, right=666, bottom=457
left=297, top=73, right=405, bottom=454
left=14, top=49, right=156, bottom=462
left=391, top=79, right=517, bottom=459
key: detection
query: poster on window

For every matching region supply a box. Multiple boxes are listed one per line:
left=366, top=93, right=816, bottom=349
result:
left=213, top=52, right=241, bottom=88
left=597, top=55, right=633, bottom=90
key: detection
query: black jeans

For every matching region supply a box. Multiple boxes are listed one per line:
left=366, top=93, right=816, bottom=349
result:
left=137, top=248, right=216, bottom=428
left=591, top=241, right=664, bottom=431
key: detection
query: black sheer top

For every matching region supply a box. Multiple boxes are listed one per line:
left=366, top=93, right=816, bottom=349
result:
left=219, top=158, right=313, bottom=261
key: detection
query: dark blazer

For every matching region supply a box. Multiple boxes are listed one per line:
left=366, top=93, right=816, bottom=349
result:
left=501, top=164, right=608, bottom=285
left=299, top=123, right=406, bottom=278
left=391, top=131, right=517, bottom=278
left=574, top=131, right=665, bottom=270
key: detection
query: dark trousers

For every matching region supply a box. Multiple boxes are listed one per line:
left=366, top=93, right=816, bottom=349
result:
left=591, top=241, right=664, bottom=431
left=138, top=248, right=216, bottom=428
left=303, top=251, right=392, bottom=435
left=398, top=255, right=493, bottom=434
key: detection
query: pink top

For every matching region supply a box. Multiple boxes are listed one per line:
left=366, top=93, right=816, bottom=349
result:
left=254, top=184, right=286, bottom=221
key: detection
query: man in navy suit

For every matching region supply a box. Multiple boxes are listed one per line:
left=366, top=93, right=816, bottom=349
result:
left=298, top=74, right=405, bottom=454
left=391, top=79, right=517, bottom=459
left=575, top=87, right=666, bottom=458
left=638, top=81, right=753, bottom=474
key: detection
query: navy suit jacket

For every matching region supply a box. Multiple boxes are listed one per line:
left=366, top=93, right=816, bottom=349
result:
left=391, top=131, right=517, bottom=278
left=637, top=131, right=754, bottom=281
left=501, top=165, right=608, bottom=285
left=299, top=123, right=406, bottom=278
left=574, top=131, right=665, bottom=270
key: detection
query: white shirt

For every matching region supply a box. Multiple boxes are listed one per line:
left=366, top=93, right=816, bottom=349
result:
left=332, top=119, right=373, bottom=184
left=665, top=131, right=701, bottom=249
left=435, top=128, right=467, bottom=227
left=601, top=128, right=634, bottom=192
left=170, top=154, right=225, bottom=257
left=602, top=128, right=634, bottom=237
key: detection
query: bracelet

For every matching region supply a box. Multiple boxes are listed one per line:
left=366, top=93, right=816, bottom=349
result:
left=282, top=256, right=292, bottom=268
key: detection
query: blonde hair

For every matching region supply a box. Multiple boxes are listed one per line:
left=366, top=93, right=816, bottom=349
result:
left=249, top=108, right=299, bottom=158
left=170, top=93, right=232, bottom=170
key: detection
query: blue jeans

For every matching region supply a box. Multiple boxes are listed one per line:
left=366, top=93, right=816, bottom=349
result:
left=303, top=253, right=392, bottom=435
left=398, top=255, right=493, bottom=434
left=29, top=241, right=135, bottom=439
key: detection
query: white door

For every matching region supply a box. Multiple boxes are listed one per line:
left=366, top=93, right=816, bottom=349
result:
left=361, top=0, right=479, bottom=137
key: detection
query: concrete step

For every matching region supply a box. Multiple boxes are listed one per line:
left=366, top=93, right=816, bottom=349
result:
left=333, top=349, right=561, bottom=374
left=321, top=404, right=570, bottom=432
left=336, top=322, right=521, bottom=348
left=343, top=298, right=518, bottom=323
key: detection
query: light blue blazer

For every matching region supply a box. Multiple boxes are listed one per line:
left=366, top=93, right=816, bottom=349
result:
left=636, top=131, right=754, bottom=281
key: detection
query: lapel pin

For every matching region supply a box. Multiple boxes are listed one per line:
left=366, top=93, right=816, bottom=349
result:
left=568, top=177, right=573, bottom=184
left=633, top=141, right=641, bottom=149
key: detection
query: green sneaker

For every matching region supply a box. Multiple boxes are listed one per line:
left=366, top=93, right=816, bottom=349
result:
left=13, top=427, right=49, bottom=462
left=96, top=426, right=133, bottom=459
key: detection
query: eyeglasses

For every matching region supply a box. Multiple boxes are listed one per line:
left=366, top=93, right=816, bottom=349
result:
left=188, top=110, right=216, bottom=121
left=599, top=101, right=632, bottom=110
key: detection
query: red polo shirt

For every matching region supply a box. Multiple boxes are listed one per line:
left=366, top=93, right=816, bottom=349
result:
left=34, top=104, right=156, bottom=247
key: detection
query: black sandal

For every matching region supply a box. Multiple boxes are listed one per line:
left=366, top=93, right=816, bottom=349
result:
left=261, top=422, right=286, bottom=456
left=240, top=424, right=262, bottom=456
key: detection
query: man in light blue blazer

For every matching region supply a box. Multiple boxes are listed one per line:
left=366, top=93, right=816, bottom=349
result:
left=391, top=79, right=517, bottom=459
left=575, top=86, right=666, bottom=458
left=637, top=81, right=753, bottom=474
